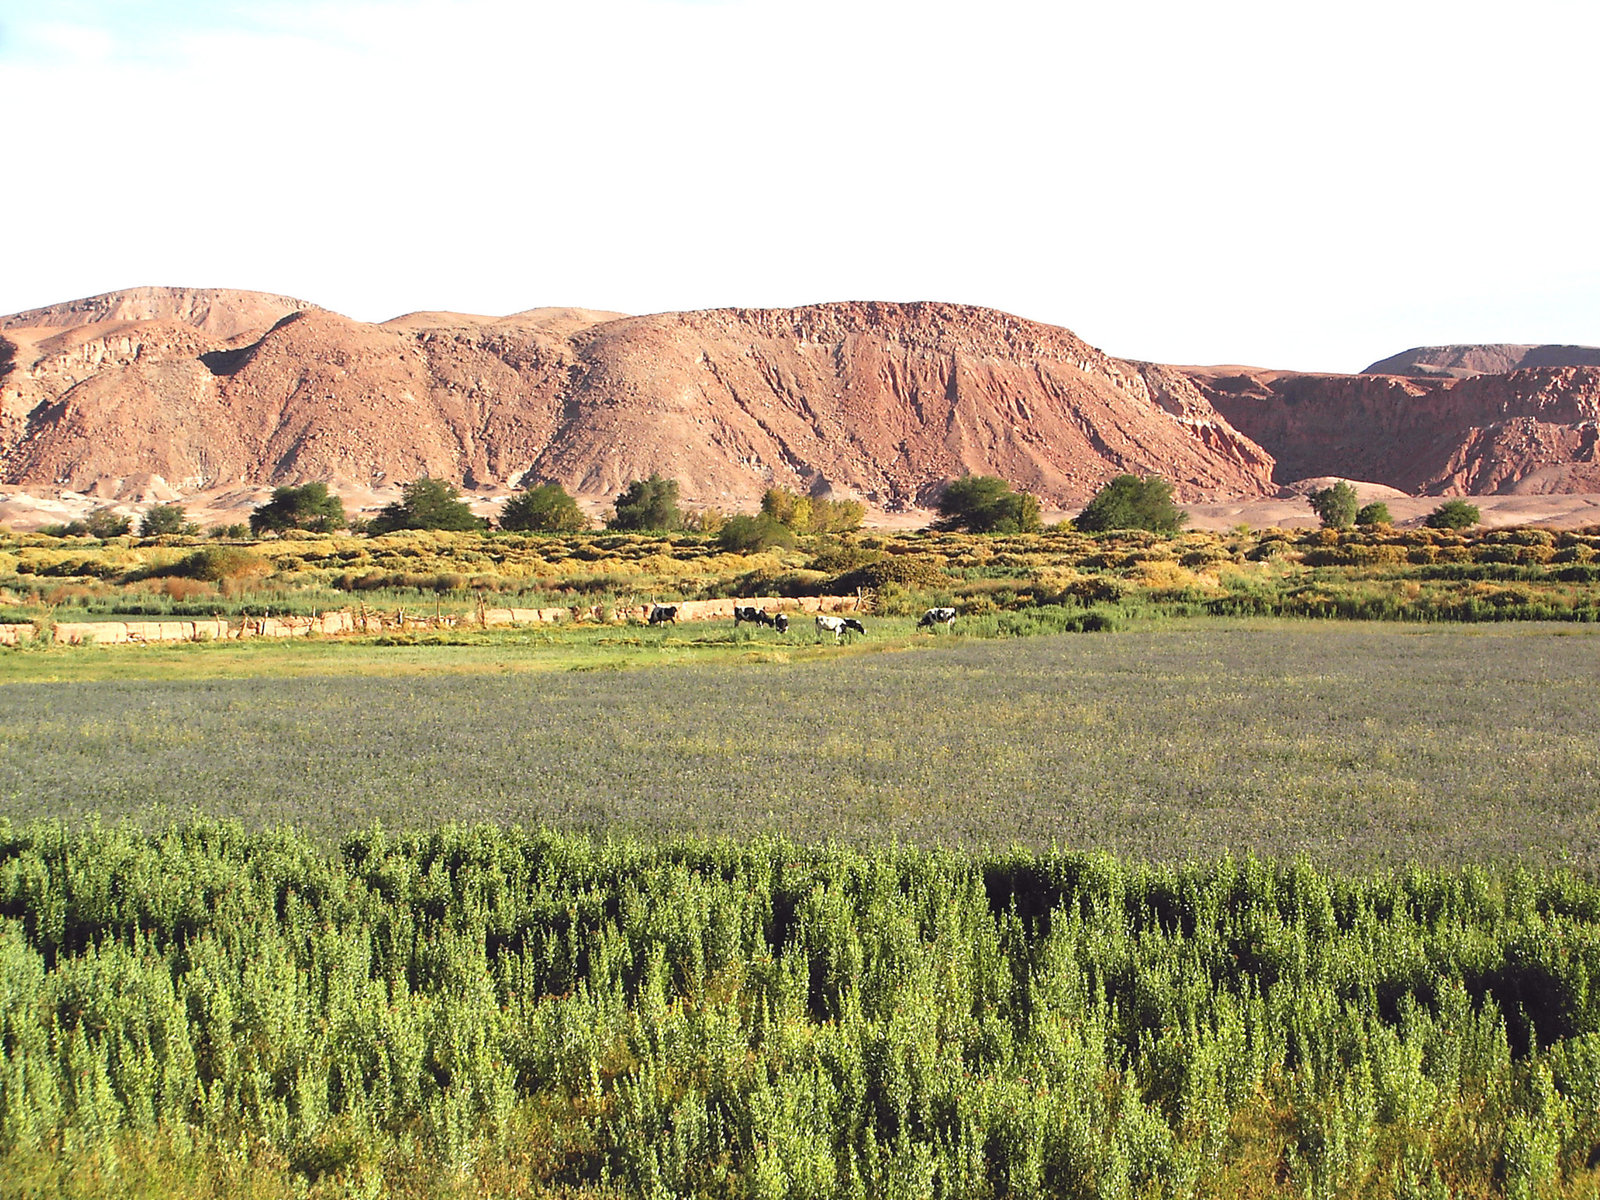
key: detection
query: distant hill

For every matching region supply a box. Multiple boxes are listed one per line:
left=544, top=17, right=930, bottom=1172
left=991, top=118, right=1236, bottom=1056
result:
left=1363, top=344, right=1600, bottom=378
left=3, top=285, right=1600, bottom=509
left=0, top=288, right=1274, bottom=508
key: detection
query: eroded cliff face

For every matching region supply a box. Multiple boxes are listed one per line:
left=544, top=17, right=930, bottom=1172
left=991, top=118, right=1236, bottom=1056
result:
left=1191, top=365, right=1600, bottom=495
left=0, top=290, right=1278, bottom=507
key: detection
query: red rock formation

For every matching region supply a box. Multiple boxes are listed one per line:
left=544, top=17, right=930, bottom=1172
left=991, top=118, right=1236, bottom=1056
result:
left=1190, top=364, right=1600, bottom=495
left=0, top=290, right=1277, bottom=508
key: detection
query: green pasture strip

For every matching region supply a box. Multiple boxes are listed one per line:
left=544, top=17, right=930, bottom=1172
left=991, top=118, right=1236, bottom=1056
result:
left=4, top=822, right=1600, bottom=1198
left=0, top=622, right=897, bottom=686
left=2, top=621, right=1598, bottom=868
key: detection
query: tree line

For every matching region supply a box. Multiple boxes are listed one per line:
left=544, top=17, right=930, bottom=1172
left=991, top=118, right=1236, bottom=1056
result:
left=41, top=472, right=1490, bottom=546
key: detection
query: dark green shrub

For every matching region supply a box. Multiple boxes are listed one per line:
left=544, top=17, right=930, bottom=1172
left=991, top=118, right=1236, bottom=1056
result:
left=608, top=474, right=683, bottom=531
left=1355, top=501, right=1393, bottom=526
left=137, top=503, right=197, bottom=537
left=1309, top=482, right=1359, bottom=529
left=832, top=555, right=949, bottom=593
left=499, top=483, right=587, bottom=532
left=716, top=514, right=796, bottom=553
left=1425, top=500, right=1482, bottom=530
left=1075, top=475, right=1186, bottom=533
left=935, top=475, right=1043, bottom=533
left=250, top=483, right=347, bottom=534
left=170, top=546, right=272, bottom=582
left=371, top=479, right=482, bottom=533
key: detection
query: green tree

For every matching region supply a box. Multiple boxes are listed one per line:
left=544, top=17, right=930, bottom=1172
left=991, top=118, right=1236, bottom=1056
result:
left=608, top=474, right=683, bottom=531
left=1355, top=501, right=1393, bottom=526
left=1425, top=499, right=1481, bottom=529
left=138, top=503, right=198, bottom=537
left=83, top=508, right=133, bottom=538
left=763, top=487, right=865, bottom=534
left=1074, top=475, right=1187, bottom=533
left=499, top=482, right=588, bottom=532
left=250, top=483, right=347, bottom=535
left=934, top=475, right=1043, bottom=533
left=370, top=478, right=484, bottom=533
left=1308, top=481, right=1359, bottom=529
left=716, top=513, right=797, bottom=553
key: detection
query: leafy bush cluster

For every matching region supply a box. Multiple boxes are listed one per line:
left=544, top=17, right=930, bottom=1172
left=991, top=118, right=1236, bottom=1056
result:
left=6, top=823, right=1600, bottom=1198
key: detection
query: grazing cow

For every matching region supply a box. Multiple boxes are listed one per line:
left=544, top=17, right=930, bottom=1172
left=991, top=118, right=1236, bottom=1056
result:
left=918, top=606, right=957, bottom=629
left=815, top=614, right=866, bottom=641
left=648, top=605, right=678, bottom=625
left=773, top=613, right=789, bottom=634
left=734, top=605, right=775, bottom=627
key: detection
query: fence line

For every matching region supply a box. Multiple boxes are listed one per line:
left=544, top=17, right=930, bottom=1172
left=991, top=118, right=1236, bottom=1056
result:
left=0, top=593, right=869, bottom=647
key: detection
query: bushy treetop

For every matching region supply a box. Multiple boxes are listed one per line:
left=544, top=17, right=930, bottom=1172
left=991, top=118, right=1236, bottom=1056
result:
left=607, top=474, right=683, bottom=531
left=500, top=482, right=588, bottom=533
left=934, top=475, right=1042, bottom=534
left=1425, top=499, right=1481, bottom=530
left=250, top=482, right=346, bottom=535
left=1308, top=481, right=1359, bottom=529
left=1074, top=475, right=1187, bottom=533
left=371, top=478, right=483, bottom=533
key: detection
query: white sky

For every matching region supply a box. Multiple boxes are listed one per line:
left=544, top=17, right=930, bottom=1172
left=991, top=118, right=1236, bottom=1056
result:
left=0, top=0, right=1595, bottom=372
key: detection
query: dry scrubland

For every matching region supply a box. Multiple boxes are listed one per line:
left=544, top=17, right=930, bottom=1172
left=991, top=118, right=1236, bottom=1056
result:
left=6, top=523, right=1600, bottom=1197
left=4, top=521, right=1600, bottom=629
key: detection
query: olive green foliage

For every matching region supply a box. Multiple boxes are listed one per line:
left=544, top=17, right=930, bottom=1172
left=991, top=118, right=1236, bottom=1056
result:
left=168, top=546, right=272, bottom=582
left=1074, top=474, right=1187, bottom=533
left=1308, top=480, right=1359, bottom=528
left=498, top=482, right=587, bottom=532
left=715, top=512, right=796, bottom=553
left=760, top=487, right=866, bottom=533
left=1356, top=501, right=1393, bottom=526
left=249, top=482, right=347, bottom=535
left=7, top=822, right=1600, bottom=1199
left=607, top=473, right=683, bottom=531
left=1427, top=499, right=1483, bottom=529
left=137, top=503, right=197, bottom=538
left=5, top=521, right=1600, bottom=628
left=370, top=478, right=482, bottom=533
left=40, top=508, right=134, bottom=539
left=934, top=475, right=1043, bottom=533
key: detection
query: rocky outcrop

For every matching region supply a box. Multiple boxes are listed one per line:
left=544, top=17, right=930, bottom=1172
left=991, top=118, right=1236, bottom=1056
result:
left=1191, top=364, right=1600, bottom=495
left=0, top=290, right=1278, bottom=508
left=1364, top=343, right=1600, bottom=378
left=0, top=287, right=320, bottom=340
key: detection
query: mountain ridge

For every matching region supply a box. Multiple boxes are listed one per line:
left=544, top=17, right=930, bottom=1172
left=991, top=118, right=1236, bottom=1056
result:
left=2, top=286, right=1596, bottom=510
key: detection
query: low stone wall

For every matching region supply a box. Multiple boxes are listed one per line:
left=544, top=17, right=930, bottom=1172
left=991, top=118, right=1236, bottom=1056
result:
left=29, top=595, right=869, bottom=647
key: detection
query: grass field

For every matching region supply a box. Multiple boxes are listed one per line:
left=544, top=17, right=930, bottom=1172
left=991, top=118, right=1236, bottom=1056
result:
left=5, top=619, right=1598, bottom=869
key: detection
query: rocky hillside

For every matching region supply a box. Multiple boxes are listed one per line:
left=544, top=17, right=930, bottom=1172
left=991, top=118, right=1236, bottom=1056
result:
left=0, top=289, right=1275, bottom=508
left=3, top=286, right=1598, bottom=509
left=1186, top=364, right=1600, bottom=495
left=1363, top=344, right=1600, bottom=378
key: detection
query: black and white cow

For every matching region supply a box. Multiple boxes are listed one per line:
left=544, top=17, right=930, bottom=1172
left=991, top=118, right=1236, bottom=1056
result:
left=773, top=613, right=789, bottom=634
left=918, top=607, right=957, bottom=629
left=648, top=605, right=678, bottom=625
left=734, top=605, right=775, bottom=628
left=815, top=614, right=866, bottom=641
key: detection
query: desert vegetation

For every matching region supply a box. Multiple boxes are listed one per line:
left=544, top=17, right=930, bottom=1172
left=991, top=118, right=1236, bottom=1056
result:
left=7, top=503, right=1600, bottom=1197
left=1, top=517, right=1598, bottom=631
left=6, top=822, right=1600, bottom=1199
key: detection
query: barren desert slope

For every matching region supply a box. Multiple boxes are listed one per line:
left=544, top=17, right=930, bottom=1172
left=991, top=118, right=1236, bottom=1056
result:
left=2, top=286, right=1597, bottom=528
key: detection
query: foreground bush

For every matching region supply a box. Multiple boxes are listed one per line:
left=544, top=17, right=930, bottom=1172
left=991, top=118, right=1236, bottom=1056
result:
left=5, top=823, right=1600, bottom=1198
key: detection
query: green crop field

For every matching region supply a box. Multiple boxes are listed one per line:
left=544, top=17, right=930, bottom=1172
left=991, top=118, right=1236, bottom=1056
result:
left=6, top=823, right=1600, bottom=1199
left=7, top=603, right=1600, bottom=1197
left=3, top=620, right=1598, bottom=869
